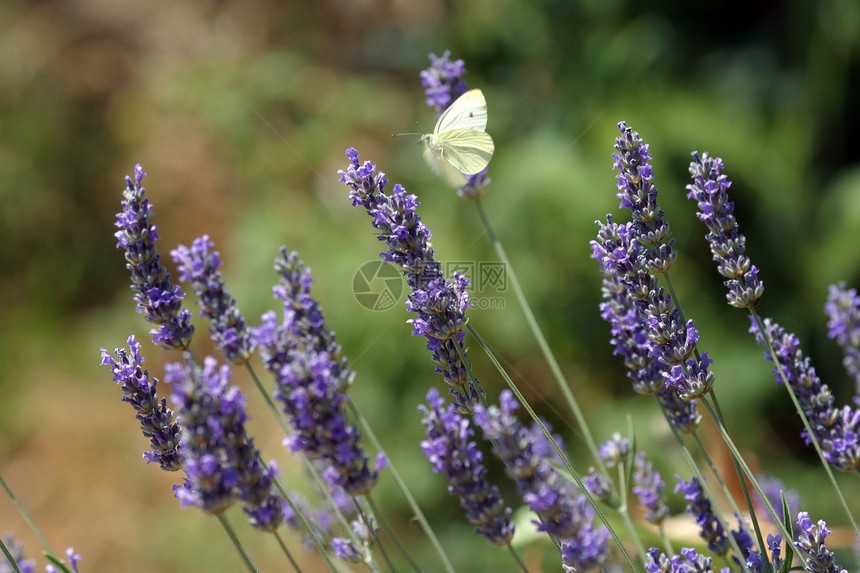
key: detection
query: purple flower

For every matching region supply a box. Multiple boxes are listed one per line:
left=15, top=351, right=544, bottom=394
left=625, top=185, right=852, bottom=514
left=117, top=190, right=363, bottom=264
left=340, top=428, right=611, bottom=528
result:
left=420, top=51, right=467, bottom=115
left=582, top=467, right=611, bottom=502
left=253, top=249, right=384, bottom=497
left=45, top=548, right=82, bottom=573
left=171, top=235, right=255, bottom=364
left=113, top=164, right=194, bottom=350
left=1, top=535, right=36, bottom=573
left=99, top=335, right=183, bottom=471
left=473, top=391, right=608, bottom=569
left=165, top=356, right=282, bottom=528
left=419, top=387, right=514, bottom=546
left=750, top=317, right=860, bottom=472
left=598, top=432, right=629, bottom=468
left=644, top=547, right=725, bottom=573
left=591, top=216, right=702, bottom=430
left=675, top=476, right=730, bottom=556
left=746, top=533, right=784, bottom=573
left=606, top=124, right=715, bottom=401
left=794, top=512, right=847, bottom=573
left=824, top=283, right=860, bottom=396
left=686, top=152, right=764, bottom=308
left=338, top=148, right=480, bottom=412
left=632, top=451, right=669, bottom=524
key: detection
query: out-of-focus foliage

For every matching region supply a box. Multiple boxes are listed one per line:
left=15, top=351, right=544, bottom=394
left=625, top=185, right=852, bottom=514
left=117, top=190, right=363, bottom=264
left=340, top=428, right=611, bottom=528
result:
left=1, top=0, right=860, bottom=570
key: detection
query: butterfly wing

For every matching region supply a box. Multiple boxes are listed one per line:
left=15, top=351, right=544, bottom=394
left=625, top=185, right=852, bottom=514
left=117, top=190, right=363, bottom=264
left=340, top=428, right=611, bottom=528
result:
left=434, top=89, right=488, bottom=134
left=436, top=128, right=495, bottom=174
left=423, top=145, right=469, bottom=187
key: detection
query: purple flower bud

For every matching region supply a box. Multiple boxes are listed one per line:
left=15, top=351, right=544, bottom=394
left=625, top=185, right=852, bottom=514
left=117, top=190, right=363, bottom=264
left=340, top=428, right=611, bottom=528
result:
left=419, top=387, right=514, bottom=546
left=824, top=283, right=860, bottom=396
left=632, top=452, right=669, bottom=524
left=750, top=317, right=860, bottom=471
left=420, top=51, right=468, bottom=115
left=339, top=149, right=481, bottom=411
left=113, top=164, right=194, bottom=350
left=171, top=235, right=255, bottom=364
left=686, top=152, right=763, bottom=308
left=675, top=476, right=730, bottom=556
left=794, top=512, right=847, bottom=573
left=99, top=335, right=183, bottom=471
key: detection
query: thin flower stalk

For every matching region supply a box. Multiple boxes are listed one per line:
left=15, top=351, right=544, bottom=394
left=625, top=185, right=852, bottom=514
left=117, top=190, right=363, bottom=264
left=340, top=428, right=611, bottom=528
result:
left=172, top=235, right=255, bottom=364
left=113, top=164, right=194, bottom=350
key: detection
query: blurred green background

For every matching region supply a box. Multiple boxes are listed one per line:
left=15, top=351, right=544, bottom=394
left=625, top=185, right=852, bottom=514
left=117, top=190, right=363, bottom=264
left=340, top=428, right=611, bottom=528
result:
left=2, top=0, right=860, bottom=570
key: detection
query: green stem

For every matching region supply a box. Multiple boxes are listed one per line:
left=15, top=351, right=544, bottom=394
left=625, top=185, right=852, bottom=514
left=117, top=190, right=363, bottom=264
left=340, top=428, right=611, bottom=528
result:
left=273, top=530, right=303, bottom=573
left=366, top=494, right=422, bottom=573
left=474, top=198, right=607, bottom=477
left=468, top=324, right=643, bottom=573
left=0, top=472, right=56, bottom=558
left=216, top=513, right=259, bottom=573
left=506, top=542, right=530, bottom=573
left=345, top=399, right=456, bottom=573
left=0, top=536, right=24, bottom=573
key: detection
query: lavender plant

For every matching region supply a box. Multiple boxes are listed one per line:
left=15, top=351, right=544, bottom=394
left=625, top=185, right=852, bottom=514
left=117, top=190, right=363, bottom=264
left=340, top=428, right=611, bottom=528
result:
left=11, top=50, right=860, bottom=573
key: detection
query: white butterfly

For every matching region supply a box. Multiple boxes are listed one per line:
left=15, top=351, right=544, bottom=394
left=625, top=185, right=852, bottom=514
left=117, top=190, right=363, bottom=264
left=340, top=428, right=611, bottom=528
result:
left=420, top=89, right=495, bottom=187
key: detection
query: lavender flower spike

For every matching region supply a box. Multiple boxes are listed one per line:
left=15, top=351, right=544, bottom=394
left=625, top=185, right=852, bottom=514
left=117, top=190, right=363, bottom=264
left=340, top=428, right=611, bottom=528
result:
left=419, top=387, right=515, bottom=546
left=165, top=355, right=283, bottom=528
left=420, top=50, right=467, bottom=115
left=99, top=335, right=182, bottom=471
left=253, top=248, right=386, bottom=497
left=338, top=148, right=480, bottom=412
left=474, top=390, right=608, bottom=570
left=632, top=451, right=669, bottom=524
left=686, top=151, right=764, bottom=308
left=609, top=124, right=715, bottom=401
left=1, top=535, right=36, bottom=573
left=750, top=317, right=860, bottom=472
left=114, top=164, right=193, bottom=349
left=824, top=282, right=860, bottom=395
left=172, top=235, right=255, bottom=364
left=675, top=476, right=730, bottom=556
left=644, top=547, right=725, bottom=573
left=794, top=512, right=847, bottom=573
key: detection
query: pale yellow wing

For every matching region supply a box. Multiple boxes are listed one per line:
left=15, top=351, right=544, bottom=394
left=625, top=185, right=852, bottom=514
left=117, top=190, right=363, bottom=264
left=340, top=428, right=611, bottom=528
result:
left=435, top=128, right=495, bottom=174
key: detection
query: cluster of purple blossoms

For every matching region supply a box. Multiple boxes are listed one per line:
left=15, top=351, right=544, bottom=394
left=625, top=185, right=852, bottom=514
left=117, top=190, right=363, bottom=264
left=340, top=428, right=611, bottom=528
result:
left=1, top=535, right=36, bottom=573
left=419, top=386, right=515, bottom=546
left=99, top=335, right=183, bottom=471
left=338, top=148, right=481, bottom=413
left=253, top=248, right=385, bottom=496
left=598, top=432, right=629, bottom=468
left=420, top=50, right=467, bottom=115
left=171, top=235, right=255, bottom=364
left=750, top=317, right=860, bottom=472
left=113, top=164, right=193, bottom=350
left=824, top=283, right=860, bottom=397
left=591, top=215, right=702, bottom=431
left=419, top=52, right=490, bottom=198
left=609, top=122, right=715, bottom=402
left=644, top=547, right=728, bottom=573
left=793, top=512, right=847, bottom=573
left=632, top=451, right=669, bottom=524
left=474, top=390, right=608, bottom=570
left=686, top=152, right=764, bottom=309
left=746, top=533, right=784, bottom=573
left=674, top=476, right=731, bottom=557
left=164, top=356, right=283, bottom=531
